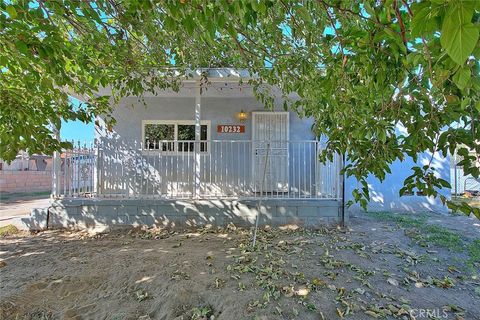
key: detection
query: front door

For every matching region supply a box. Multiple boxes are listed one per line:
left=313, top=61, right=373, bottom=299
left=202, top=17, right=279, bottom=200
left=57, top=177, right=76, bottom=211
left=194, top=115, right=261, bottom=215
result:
left=252, top=112, right=289, bottom=193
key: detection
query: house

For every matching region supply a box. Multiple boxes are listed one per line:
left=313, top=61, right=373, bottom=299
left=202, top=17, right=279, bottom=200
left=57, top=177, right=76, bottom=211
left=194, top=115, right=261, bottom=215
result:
left=44, top=69, right=451, bottom=230
left=0, top=152, right=53, bottom=193
left=0, top=151, right=30, bottom=171
left=0, top=152, right=53, bottom=171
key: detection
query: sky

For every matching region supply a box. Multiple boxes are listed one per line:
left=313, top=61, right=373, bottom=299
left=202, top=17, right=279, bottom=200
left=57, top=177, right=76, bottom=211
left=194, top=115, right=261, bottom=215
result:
left=60, top=97, right=94, bottom=143
left=61, top=119, right=94, bottom=143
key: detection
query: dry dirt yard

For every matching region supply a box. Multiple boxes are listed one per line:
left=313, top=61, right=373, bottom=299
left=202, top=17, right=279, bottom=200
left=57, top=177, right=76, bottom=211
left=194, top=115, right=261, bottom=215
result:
left=0, top=212, right=479, bottom=320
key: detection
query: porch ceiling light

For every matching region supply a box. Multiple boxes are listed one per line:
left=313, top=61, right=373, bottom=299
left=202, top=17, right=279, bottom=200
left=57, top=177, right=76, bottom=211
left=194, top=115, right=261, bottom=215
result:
left=237, top=110, right=248, bottom=122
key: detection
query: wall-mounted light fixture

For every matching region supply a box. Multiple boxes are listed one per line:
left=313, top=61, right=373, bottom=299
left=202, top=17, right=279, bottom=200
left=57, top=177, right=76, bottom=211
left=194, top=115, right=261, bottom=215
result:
left=237, top=110, right=248, bottom=122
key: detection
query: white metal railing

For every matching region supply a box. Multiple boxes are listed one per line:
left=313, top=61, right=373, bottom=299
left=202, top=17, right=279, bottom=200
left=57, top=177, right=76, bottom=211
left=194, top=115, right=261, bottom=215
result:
left=58, top=139, right=342, bottom=200
left=58, top=142, right=96, bottom=197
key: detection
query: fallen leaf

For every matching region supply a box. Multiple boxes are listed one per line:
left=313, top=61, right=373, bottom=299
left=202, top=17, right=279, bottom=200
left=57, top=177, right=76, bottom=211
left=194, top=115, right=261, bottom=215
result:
left=275, top=306, right=282, bottom=315
left=448, top=266, right=460, bottom=273
left=292, top=307, right=299, bottom=316
left=364, top=310, right=379, bottom=318
left=387, top=278, right=399, bottom=286
left=336, top=307, right=344, bottom=318
left=295, top=287, right=310, bottom=297
left=353, top=288, right=365, bottom=295
left=135, top=289, right=150, bottom=302
left=312, top=277, right=325, bottom=287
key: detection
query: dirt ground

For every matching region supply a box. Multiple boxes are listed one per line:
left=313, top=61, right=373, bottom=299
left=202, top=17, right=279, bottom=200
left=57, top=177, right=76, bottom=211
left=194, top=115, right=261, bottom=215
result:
left=0, top=212, right=479, bottom=320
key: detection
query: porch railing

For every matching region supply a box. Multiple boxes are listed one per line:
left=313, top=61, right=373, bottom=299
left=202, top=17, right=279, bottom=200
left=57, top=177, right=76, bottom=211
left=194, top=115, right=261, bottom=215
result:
left=58, top=140, right=342, bottom=200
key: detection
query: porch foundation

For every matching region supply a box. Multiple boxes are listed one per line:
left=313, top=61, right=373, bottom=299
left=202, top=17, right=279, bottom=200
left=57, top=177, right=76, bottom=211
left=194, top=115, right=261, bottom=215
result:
left=24, top=198, right=343, bottom=230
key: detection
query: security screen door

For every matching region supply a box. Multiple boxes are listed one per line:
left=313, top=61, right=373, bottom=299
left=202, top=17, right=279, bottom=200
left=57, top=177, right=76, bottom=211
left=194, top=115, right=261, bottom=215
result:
left=252, top=112, right=289, bottom=193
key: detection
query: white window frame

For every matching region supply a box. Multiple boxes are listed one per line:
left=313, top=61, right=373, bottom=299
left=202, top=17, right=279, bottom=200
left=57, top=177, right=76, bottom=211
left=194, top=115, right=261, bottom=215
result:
left=142, top=120, right=211, bottom=154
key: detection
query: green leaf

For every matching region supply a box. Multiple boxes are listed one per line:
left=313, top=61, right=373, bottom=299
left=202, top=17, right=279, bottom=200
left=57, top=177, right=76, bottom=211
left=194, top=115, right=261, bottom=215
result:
left=447, top=1, right=476, bottom=24
left=15, top=41, right=28, bottom=54
left=6, top=5, right=17, bottom=19
left=296, top=6, right=311, bottom=24
left=440, top=2, right=479, bottom=65
left=461, top=97, right=470, bottom=109
left=0, top=55, right=7, bottom=67
left=184, top=16, right=195, bottom=35
left=411, top=6, right=438, bottom=37
left=363, top=2, right=375, bottom=17
left=473, top=208, right=480, bottom=220
left=378, top=130, right=386, bottom=143
left=452, top=68, right=471, bottom=89
left=227, top=24, right=237, bottom=39
left=438, top=179, right=451, bottom=188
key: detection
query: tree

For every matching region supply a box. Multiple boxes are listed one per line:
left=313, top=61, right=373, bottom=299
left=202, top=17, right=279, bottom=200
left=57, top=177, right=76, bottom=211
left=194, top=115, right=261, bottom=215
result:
left=1, top=0, right=479, bottom=217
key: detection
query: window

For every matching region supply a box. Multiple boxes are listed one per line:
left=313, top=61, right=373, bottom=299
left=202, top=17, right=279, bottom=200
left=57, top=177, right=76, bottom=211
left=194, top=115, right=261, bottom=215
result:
left=177, top=124, right=208, bottom=152
left=142, top=120, right=210, bottom=152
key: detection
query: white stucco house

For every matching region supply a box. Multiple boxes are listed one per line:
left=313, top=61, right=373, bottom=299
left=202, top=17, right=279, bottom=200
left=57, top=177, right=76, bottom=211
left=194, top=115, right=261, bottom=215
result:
left=40, top=68, right=450, bottom=230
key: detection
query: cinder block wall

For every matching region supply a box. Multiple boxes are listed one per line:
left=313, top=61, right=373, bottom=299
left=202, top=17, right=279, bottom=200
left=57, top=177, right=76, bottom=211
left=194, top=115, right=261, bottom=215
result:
left=41, top=198, right=343, bottom=230
left=0, top=171, right=52, bottom=193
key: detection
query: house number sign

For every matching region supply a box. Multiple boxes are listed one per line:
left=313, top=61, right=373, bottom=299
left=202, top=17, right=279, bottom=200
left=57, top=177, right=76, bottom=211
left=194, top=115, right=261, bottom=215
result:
left=217, top=125, right=245, bottom=133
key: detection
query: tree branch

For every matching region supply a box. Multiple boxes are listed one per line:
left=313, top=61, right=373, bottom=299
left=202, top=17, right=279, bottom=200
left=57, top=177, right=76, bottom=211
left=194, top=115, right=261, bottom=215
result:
left=317, top=0, right=402, bottom=40
left=393, top=0, right=408, bottom=46
left=321, top=2, right=347, bottom=67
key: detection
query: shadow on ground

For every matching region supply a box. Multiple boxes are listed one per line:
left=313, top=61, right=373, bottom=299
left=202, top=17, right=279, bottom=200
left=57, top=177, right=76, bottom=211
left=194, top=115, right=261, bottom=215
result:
left=0, top=212, right=479, bottom=320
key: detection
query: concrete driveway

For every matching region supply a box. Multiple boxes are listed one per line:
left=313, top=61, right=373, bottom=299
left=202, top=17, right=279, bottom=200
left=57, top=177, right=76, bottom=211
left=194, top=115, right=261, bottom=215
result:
left=0, top=198, right=50, bottom=229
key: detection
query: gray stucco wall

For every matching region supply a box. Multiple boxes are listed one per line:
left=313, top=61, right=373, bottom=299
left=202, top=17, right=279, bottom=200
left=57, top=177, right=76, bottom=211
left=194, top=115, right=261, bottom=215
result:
left=98, top=96, right=314, bottom=142
left=345, top=122, right=451, bottom=214
left=346, top=152, right=451, bottom=214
